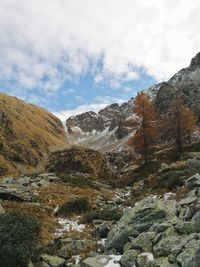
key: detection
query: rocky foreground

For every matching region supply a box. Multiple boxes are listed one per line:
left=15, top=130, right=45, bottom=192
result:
left=2, top=152, right=200, bottom=266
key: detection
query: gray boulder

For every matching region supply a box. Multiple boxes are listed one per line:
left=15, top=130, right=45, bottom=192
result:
left=120, top=249, right=139, bottom=267
left=80, top=255, right=119, bottom=267
left=186, top=173, right=200, bottom=188
left=176, top=239, right=200, bottom=267
left=150, top=257, right=180, bottom=267
left=0, top=185, right=38, bottom=202
left=40, top=254, right=65, bottom=267
left=105, top=197, right=175, bottom=252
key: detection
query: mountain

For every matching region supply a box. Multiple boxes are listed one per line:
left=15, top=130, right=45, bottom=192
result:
left=0, top=93, right=69, bottom=176
left=148, top=51, right=200, bottom=117
left=66, top=52, right=200, bottom=151
left=66, top=99, right=136, bottom=152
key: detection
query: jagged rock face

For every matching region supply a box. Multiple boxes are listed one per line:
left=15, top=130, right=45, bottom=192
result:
left=66, top=99, right=135, bottom=152
left=0, top=92, right=69, bottom=176
left=66, top=52, right=200, bottom=152
left=46, top=146, right=116, bottom=180
left=149, top=52, right=200, bottom=117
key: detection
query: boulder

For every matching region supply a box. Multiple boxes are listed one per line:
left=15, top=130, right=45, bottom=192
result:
left=150, top=257, right=180, bottom=267
left=105, top=197, right=175, bottom=252
left=137, top=252, right=154, bottom=267
left=186, top=173, right=200, bottom=188
left=0, top=185, right=38, bottom=202
left=58, top=239, right=95, bottom=259
left=92, top=221, right=113, bottom=238
left=40, top=254, right=65, bottom=267
left=153, top=233, right=195, bottom=257
left=120, top=249, right=139, bottom=267
left=130, top=232, right=157, bottom=252
left=80, top=255, right=119, bottom=267
left=176, top=239, right=200, bottom=267
left=175, top=222, right=200, bottom=235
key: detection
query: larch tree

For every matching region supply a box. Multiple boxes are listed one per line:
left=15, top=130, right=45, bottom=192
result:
left=163, top=95, right=197, bottom=155
left=128, top=92, right=159, bottom=166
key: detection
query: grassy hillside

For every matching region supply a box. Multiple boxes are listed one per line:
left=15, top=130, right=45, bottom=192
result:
left=0, top=92, right=69, bottom=176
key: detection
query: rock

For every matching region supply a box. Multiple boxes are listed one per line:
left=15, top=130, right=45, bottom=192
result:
left=137, top=252, right=154, bottom=267
left=0, top=185, right=38, bottom=202
left=150, top=257, right=180, bottom=267
left=120, top=249, right=139, bottom=267
left=160, top=163, right=170, bottom=172
left=153, top=233, right=195, bottom=257
left=150, top=222, right=172, bottom=233
left=18, top=176, right=31, bottom=186
left=105, top=197, right=174, bottom=252
left=186, top=159, right=200, bottom=168
left=179, top=197, right=197, bottom=206
left=0, top=204, right=5, bottom=214
left=46, top=147, right=116, bottom=179
left=39, top=173, right=59, bottom=182
left=40, top=254, right=65, bottom=267
left=80, top=255, right=114, bottom=267
left=192, top=211, right=200, bottom=222
left=58, top=239, right=95, bottom=259
left=37, top=179, right=50, bottom=187
left=176, top=239, right=200, bottom=267
left=130, top=232, right=157, bottom=251
left=186, top=173, right=200, bottom=188
left=2, top=177, right=14, bottom=184
left=175, top=222, right=200, bottom=235
left=92, top=221, right=113, bottom=238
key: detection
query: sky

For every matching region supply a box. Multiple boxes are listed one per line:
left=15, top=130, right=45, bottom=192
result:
left=0, top=0, right=200, bottom=121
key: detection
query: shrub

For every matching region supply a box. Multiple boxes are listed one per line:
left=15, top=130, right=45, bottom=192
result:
left=57, top=197, right=91, bottom=216
left=0, top=213, right=41, bottom=267
left=82, top=207, right=122, bottom=223
left=61, top=174, right=99, bottom=189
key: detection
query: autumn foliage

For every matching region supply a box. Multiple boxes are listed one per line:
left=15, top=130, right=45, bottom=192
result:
left=128, top=92, right=159, bottom=165
left=161, top=95, right=197, bottom=155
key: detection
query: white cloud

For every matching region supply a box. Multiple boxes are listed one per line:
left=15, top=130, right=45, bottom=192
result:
left=0, top=0, right=200, bottom=92
left=54, top=103, right=108, bottom=121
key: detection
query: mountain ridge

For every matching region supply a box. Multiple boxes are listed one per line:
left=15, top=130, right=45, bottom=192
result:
left=66, top=52, right=200, bottom=151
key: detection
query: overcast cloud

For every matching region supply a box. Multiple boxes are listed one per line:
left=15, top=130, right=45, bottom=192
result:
left=0, top=0, right=199, bottom=119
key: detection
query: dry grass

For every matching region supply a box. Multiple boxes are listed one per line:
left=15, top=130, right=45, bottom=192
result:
left=0, top=92, right=69, bottom=177
left=1, top=182, right=114, bottom=247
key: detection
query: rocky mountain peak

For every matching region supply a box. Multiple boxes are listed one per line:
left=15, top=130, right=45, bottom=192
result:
left=189, top=51, right=200, bottom=69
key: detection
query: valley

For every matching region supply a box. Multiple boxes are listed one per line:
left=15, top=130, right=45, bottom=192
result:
left=1, top=52, right=200, bottom=267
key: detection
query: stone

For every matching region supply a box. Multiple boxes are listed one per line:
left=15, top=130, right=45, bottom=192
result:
left=192, top=211, right=200, bottom=222
left=160, top=163, right=170, bottom=172
left=80, top=255, right=112, bottom=267
left=0, top=204, right=5, bottom=214
left=120, top=249, right=139, bottom=267
left=175, top=222, right=200, bottom=235
left=150, top=222, right=172, bottom=233
left=176, top=239, right=200, bottom=267
left=137, top=252, right=154, bottom=267
left=130, top=232, right=157, bottom=251
left=150, top=257, right=180, bottom=267
left=18, top=176, right=31, bottom=186
left=153, top=233, right=195, bottom=257
left=92, top=221, right=113, bottom=238
left=186, top=159, right=200, bottom=169
left=105, top=197, right=175, bottom=252
left=179, top=197, right=197, bottom=206
left=58, top=239, right=95, bottom=259
left=40, top=254, right=65, bottom=267
left=0, top=185, right=38, bottom=202
left=186, top=173, right=200, bottom=188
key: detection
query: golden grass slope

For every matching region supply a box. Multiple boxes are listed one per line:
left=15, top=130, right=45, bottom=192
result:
left=0, top=92, right=69, bottom=176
